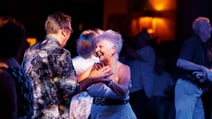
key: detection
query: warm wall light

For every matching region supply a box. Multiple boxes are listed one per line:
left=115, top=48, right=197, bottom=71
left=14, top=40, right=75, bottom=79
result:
left=131, top=16, right=155, bottom=36
left=26, top=37, right=37, bottom=46
left=131, top=16, right=175, bottom=41
left=130, top=0, right=176, bottom=42
left=138, top=16, right=153, bottom=30
left=150, top=0, right=176, bottom=11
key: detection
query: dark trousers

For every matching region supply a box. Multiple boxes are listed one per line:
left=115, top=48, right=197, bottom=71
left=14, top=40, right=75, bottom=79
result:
left=129, top=89, right=149, bottom=119
left=201, top=91, right=212, bottom=119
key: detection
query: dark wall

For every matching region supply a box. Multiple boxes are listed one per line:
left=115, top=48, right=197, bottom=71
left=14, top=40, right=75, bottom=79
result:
left=1, top=0, right=212, bottom=57
left=0, top=0, right=103, bottom=57
left=176, top=0, right=210, bottom=44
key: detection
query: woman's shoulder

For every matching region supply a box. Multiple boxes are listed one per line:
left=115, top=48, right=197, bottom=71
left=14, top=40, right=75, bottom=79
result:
left=117, top=62, right=130, bottom=78
left=118, top=61, right=130, bottom=70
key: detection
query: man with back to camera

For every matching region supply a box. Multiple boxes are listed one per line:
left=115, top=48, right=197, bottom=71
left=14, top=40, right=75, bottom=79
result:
left=22, top=12, right=112, bottom=118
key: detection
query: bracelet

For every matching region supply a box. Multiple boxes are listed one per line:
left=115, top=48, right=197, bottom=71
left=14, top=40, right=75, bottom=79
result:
left=107, top=80, right=113, bottom=87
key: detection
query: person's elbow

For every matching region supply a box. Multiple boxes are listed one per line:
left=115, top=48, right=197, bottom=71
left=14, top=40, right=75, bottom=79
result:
left=176, top=58, right=184, bottom=68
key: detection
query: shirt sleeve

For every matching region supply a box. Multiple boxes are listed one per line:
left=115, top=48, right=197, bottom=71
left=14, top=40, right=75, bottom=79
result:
left=48, top=48, right=78, bottom=100
left=179, top=39, right=195, bottom=61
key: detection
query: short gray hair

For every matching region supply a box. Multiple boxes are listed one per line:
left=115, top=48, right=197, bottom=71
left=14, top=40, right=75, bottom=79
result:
left=192, top=17, right=210, bottom=34
left=95, top=29, right=123, bottom=54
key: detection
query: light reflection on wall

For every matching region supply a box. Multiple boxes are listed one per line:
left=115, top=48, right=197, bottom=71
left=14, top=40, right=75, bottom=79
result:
left=131, top=0, right=176, bottom=42
left=150, top=0, right=176, bottom=11
left=26, top=37, right=37, bottom=46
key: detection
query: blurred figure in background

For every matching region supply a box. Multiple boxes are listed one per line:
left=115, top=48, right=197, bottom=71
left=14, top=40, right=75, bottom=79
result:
left=123, top=29, right=155, bottom=119
left=175, top=16, right=212, bottom=119
left=0, top=16, right=33, bottom=119
left=149, top=56, right=175, bottom=119
left=120, top=40, right=144, bottom=119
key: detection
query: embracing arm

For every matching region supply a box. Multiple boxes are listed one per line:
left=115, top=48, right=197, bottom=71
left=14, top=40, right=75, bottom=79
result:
left=76, top=65, right=93, bottom=82
left=106, top=64, right=131, bottom=97
left=176, top=58, right=209, bottom=72
left=79, top=63, right=113, bottom=92
left=177, top=58, right=211, bottom=83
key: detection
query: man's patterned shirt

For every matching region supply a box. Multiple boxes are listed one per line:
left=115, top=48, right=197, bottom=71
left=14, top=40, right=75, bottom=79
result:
left=22, top=35, right=77, bottom=119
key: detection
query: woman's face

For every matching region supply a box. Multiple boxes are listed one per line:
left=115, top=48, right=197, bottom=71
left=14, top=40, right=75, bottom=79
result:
left=95, top=39, right=115, bottom=62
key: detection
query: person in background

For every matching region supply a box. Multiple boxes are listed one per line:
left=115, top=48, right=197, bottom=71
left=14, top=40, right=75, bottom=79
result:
left=87, top=29, right=137, bottom=119
left=149, top=56, right=175, bottom=119
left=22, top=12, right=112, bottom=118
left=69, top=29, right=103, bottom=119
left=121, top=29, right=155, bottom=119
left=134, top=29, right=156, bottom=100
left=0, top=16, right=34, bottom=119
left=175, top=16, right=212, bottom=119
left=119, top=40, right=144, bottom=119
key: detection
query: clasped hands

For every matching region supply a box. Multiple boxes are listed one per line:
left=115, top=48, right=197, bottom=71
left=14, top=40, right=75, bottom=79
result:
left=87, top=62, right=113, bottom=84
left=192, top=70, right=212, bottom=82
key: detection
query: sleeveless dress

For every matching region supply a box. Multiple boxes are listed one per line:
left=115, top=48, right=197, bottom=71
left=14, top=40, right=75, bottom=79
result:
left=0, top=67, right=34, bottom=119
left=87, top=61, right=137, bottom=119
left=87, top=83, right=137, bottom=119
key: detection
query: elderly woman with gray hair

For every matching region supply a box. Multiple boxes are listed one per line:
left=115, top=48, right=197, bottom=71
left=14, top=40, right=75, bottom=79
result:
left=87, top=29, right=136, bottom=119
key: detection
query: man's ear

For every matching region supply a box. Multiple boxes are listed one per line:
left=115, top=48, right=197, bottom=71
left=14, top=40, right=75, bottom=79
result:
left=61, top=29, right=66, bottom=37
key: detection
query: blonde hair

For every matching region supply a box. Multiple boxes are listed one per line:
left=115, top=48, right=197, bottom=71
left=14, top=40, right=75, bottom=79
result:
left=44, top=12, right=71, bottom=34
